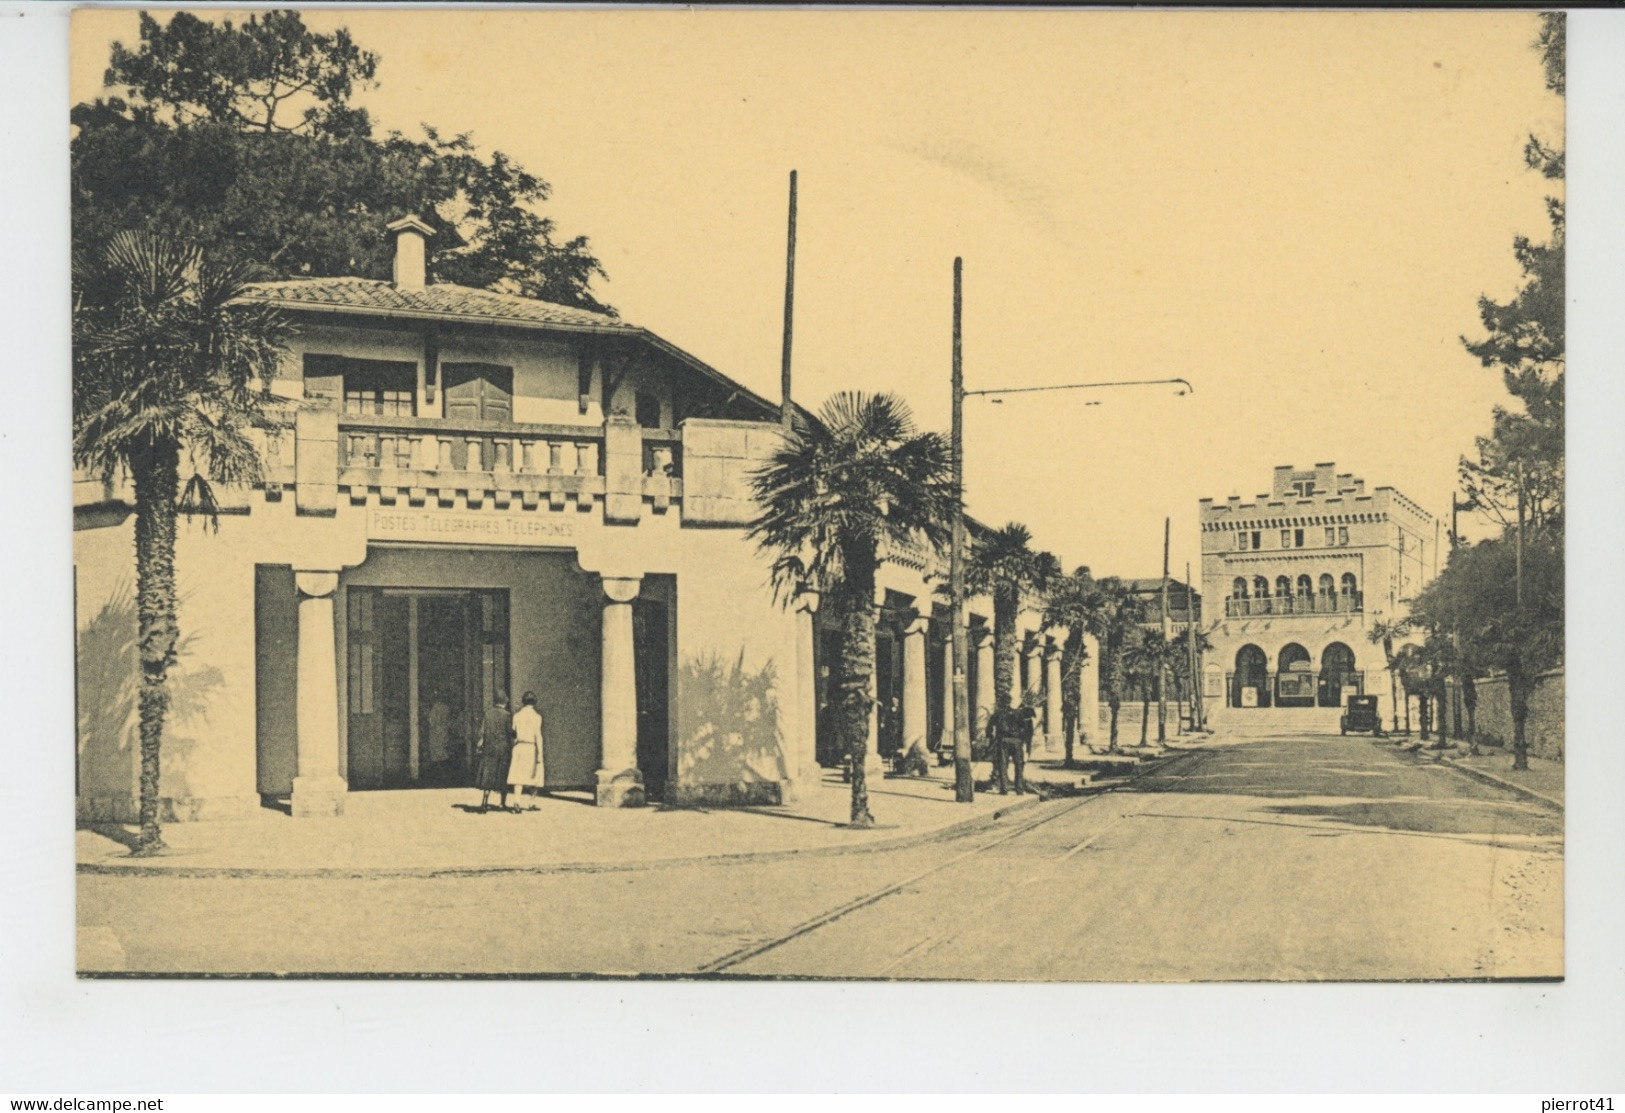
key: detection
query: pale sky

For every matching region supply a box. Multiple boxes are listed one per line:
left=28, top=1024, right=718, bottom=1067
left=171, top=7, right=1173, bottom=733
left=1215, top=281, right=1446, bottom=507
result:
left=72, top=8, right=1564, bottom=584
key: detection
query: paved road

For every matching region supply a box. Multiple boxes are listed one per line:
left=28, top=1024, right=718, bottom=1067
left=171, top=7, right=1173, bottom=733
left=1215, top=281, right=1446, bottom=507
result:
left=78, top=734, right=1562, bottom=980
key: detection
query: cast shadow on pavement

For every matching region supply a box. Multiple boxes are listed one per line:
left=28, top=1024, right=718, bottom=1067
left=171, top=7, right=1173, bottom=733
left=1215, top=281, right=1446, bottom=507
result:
left=1262, top=799, right=1562, bottom=839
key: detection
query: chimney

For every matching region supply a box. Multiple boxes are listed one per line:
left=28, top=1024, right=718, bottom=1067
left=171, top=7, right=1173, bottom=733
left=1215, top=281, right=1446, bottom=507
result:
left=387, top=215, right=434, bottom=291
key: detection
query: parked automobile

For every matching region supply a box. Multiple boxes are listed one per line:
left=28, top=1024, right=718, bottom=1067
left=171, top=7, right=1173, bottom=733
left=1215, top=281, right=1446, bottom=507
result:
left=1340, top=694, right=1383, bottom=736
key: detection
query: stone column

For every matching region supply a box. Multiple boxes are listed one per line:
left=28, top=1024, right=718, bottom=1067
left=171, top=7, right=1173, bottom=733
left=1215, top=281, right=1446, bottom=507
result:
left=937, top=632, right=954, bottom=754
left=292, top=571, right=346, bottom=818
left=1045, top=642, right=1064, bottom=750
left=901, top=616, right=930, bottom=768
left=793, top=590, right=821, bottom=790
left=1025, top=642, right=1044, bottom=707
left=596, top=575, right=645, bottom=807
left=973, top=629, right=995, bottom=741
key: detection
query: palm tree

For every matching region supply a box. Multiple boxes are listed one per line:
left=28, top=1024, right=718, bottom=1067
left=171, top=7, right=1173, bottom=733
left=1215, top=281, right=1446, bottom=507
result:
left=748, top=393, right=955, bottom=827
left=965, top=522, right=1059, bottom=742
left=1044, top=565, right=1120, bottom=766
left=73, top=231, right=288, bottom=855
left=1123, top=628, right=1173, bottom=747
left=1392, top=643, right=1429, bottom=740
left=1044, top=566, right=1092, bottom=766
left=1091, top=578, right=1142, bottom=753
left=1367, top=618, right=1411, bottom=735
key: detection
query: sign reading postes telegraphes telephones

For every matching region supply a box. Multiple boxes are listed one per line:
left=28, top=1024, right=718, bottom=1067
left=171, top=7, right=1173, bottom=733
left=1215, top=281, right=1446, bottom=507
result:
left=368, top=508, right=577, bottom=546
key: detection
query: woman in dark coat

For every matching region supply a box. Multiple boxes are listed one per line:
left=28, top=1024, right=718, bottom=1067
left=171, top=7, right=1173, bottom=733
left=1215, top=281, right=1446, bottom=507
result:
left=475, top=692, right=515, bottom=813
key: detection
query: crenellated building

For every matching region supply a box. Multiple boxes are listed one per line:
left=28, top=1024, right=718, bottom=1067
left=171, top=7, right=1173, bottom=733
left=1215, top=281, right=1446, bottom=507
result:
left=1199, top=463, right=1437, bottom=717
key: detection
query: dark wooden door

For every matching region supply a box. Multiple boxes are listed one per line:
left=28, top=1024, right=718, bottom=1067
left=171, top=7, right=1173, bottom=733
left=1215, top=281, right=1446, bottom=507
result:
left=876, top=629, right=901, bottom=759
left=815, top=625, right=841, bottom=767
left=633, top=599, right=671, bottom=800
left=346, top=589, right=410, bottom=790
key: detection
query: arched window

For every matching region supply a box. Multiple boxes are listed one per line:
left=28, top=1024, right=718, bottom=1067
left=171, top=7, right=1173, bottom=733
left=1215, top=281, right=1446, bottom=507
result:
left=1233, top=644, right=1269, bottom=708
left=1296, top=574, right=1312, bottom=597
left=1275, top=575, right=1292, bottom=597
left=1252, top=576, right=1270, bottom=597
left=1318, top=573, right=1335, bottom=597
left=1321, top=642, right=1357, bottom=673
left=1278, top=643, right=1312, bottom=672
left=1319, top=642, right=1359, bottom=707
left=1232, top=577, right=1248, bottom=599
left=1340, top=572, right=1358, bottom=596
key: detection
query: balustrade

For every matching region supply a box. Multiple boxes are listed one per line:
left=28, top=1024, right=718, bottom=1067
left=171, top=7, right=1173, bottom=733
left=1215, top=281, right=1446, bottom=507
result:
left=336, top=415, right=621, bottom=483
left=1224, top=592, right=1363, bottom=618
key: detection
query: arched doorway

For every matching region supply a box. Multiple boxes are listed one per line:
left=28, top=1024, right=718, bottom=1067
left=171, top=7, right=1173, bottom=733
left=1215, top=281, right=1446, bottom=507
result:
left=1232, top=644, right=1268, bottom=708
left=1319, top=642, right=1360, bottom=707
left=1276, top=642, right=1315, bottom=706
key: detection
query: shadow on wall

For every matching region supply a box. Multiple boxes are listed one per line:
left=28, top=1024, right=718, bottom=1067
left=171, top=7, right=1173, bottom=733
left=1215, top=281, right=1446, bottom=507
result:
left=675, top=651, right=786, bottom=805
left=76, top=579, right=223, bottom=822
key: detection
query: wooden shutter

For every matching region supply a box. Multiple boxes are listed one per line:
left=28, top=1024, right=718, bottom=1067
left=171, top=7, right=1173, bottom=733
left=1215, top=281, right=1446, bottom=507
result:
left=442, top=363, right=513, bottom=423
left=303, top=354, right=345, bottom=403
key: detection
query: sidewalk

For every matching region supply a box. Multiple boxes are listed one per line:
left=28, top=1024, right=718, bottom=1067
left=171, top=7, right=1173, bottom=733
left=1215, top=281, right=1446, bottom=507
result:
left=1369, top=734, right=1564, bottom=808
left=1438, top=743, right=1564, bottom=808
left=78, top=762, right=1074, bottom=878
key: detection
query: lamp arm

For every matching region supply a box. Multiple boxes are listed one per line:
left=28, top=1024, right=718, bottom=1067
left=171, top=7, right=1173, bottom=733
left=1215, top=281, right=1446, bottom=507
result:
left=964, top=377, right=1193, bottom=398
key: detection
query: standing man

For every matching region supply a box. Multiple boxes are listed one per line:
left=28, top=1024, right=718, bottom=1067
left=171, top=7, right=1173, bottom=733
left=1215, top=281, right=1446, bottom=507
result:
left=990, top=705, right=1015, bottom=795
left=1012, top=703, right=1034, bottom=795
left=508, top=691, right=546, bottom=808
left=475, top=691, right=514, bottom=814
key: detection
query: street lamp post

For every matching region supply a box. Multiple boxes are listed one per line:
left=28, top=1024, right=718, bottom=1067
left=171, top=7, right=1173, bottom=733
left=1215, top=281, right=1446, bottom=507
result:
left=950, top=261, right=973, bottom=802
left=948, top=257, right=1192, bottom=802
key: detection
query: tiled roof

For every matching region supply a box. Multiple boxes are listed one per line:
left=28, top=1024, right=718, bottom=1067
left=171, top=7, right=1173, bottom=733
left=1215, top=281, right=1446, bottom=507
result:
left=1123, top=577, right=1198, bottom=595
left=239, top=278, right=635, bottom=332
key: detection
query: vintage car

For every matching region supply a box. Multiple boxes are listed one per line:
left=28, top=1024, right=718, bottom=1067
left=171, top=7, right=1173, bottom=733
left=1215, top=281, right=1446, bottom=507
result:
left=1340, top=694, right=1383, bottom=736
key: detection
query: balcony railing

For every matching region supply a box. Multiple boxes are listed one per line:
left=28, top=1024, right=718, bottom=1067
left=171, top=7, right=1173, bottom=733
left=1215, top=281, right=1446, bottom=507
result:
left=75, top=410, right=748, bottom=528
left=1224, top=592, right=1362, bottom=618
left=336, top=414, right=616, bottom=477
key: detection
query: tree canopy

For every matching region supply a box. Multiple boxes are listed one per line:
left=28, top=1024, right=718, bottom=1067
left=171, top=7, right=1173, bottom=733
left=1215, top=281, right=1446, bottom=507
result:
left=1409, top=533, right=1563, bottom=687
left=75, top=10, right=610, bottom=312
left=1459, top=12, right=1564, bottom=536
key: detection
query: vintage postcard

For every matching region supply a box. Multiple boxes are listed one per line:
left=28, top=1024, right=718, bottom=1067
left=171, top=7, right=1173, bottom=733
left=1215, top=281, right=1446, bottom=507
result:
left=69, top=7, right=1564, bottom=981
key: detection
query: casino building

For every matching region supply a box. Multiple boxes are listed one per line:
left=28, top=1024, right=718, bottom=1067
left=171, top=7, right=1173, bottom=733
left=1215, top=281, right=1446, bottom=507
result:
left=74, top=217, right=1089, bottom=823
left=1199, top=463, right=1437, bottom=720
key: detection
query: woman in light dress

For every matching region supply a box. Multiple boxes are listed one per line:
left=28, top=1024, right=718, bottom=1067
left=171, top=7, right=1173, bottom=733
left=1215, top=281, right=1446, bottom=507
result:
left=507, top=690, right=547, bottom=807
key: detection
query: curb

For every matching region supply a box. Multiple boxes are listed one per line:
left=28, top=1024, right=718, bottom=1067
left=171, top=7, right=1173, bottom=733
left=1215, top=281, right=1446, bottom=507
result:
left=75, top=748, right=1198, bottom=881
left=1370, top=736, right=1564, bottom=811
left=1437, top=756, right=1564, bottom=811
left=76, top=792, right=1046, bottom=881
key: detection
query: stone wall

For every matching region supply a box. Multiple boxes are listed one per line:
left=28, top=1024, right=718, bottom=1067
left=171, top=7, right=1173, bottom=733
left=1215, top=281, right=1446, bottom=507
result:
left=1463, top=668, right=1564, bottom=762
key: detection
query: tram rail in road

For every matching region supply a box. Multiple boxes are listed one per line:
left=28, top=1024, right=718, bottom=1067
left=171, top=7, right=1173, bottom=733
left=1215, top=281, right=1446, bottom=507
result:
left=696, top=747, right=1201, bottom=976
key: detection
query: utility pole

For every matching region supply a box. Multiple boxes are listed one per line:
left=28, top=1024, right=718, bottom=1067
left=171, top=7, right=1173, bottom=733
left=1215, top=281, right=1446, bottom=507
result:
left=1186, top=560, right=1203, bottom=731
left=779, top=170, right=798, bottom=431
left=949, top=258, right=973, bottom=803
left=947, top=332, right=1189, bottom=794
left=1158, top=517, right=1170, bottom=742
